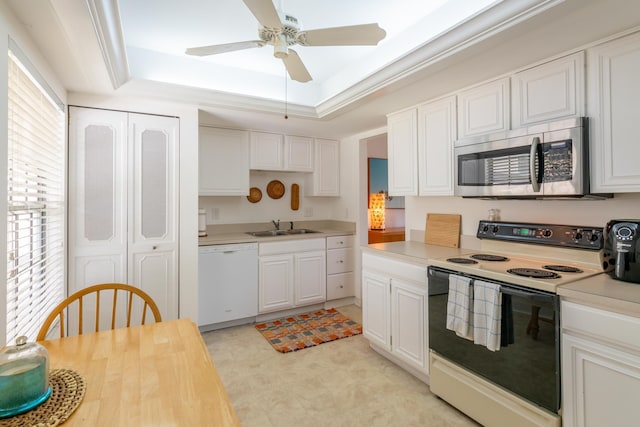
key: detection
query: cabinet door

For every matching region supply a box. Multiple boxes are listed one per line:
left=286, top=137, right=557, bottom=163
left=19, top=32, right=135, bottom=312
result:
left=562, top=333, right=640, bottom=427
left=294, top=251, right=326, bottom=306
left=417, top=96, right=456, bottom=196
left=250, top=131, right=283, bottom=170
left=259, top=254, right=294, bottom=313
left=362, top=271, right=391, bottom=351
left=588, top=32, right=640, bottom=193
left=285, top=135, right=314, bottom=172
left=457, top=77, right=510, bottom=140
left=128, top=113, right=179, bottom=320
left=68, top=107, right=128, bottom=293
left=387, top=109, right=418, bottom=196
left=512, top=52, right=584, bottom=128
left=199, top=127, right=249, bottom=196
left=391, top=279, right=428, bottom=373
left=306, top=138, right=340, bottom=196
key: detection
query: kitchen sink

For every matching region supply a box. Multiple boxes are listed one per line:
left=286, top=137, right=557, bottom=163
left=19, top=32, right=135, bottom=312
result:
left=246, top=229, right=320, bottom=237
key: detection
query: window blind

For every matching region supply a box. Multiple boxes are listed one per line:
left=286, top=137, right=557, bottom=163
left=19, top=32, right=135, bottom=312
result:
left=6, top=49, right=65, bottom=343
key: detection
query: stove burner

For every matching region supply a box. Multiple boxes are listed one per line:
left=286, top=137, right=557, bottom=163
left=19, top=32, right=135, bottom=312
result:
left=470, top=254, right=510, bottom=262
left=543, top=265, right=583, bottom=273
left=446, top=257, right=478, bottom=264
left=507, top=268, right=561, bottom=279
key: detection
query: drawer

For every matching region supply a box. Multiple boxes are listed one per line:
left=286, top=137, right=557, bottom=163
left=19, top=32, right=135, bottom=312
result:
left=327, top=248, right=354, bottom=274
left=259, top=238, right=325, bottom=255
left=327, top=272, right=354, bottom=300
left=327, top=235, right=354, bottom=250
left=562, top=300, right=640, bottom=351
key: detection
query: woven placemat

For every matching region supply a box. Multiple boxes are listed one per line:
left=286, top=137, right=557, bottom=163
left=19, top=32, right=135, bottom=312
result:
left=0, top=369, right=86, bottom=427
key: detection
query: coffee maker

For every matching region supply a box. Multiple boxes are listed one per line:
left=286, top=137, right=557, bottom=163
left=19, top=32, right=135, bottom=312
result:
left=602, top=220, right=640, bottom=284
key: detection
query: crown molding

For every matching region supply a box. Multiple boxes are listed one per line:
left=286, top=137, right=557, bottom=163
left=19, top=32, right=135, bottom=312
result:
left=85, top=0, right=130, bottom=89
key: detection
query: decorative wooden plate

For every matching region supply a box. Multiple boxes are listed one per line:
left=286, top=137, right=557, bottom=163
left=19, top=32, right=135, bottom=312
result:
left=266, top=180, right=285, bottom=199
left=246, top=187, right=262, bottom=203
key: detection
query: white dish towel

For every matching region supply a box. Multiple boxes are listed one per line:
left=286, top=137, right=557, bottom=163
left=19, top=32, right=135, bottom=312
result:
left=473, top=280, right=502, bottom=352
left=446, top=274, right=474, bottom=340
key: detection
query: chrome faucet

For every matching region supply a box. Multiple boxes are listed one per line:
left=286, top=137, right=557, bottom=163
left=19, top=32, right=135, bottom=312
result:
left=272, top=219, right=280, bottom=230
left=289, top=221, right=294, bottom=230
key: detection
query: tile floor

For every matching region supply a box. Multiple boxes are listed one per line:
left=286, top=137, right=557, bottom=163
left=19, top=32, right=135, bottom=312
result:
left=202, top=305, right=479, bottom=427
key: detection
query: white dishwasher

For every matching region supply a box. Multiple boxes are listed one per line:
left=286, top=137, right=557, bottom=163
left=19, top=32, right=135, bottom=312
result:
left=198, top=242, right=258, bottom=330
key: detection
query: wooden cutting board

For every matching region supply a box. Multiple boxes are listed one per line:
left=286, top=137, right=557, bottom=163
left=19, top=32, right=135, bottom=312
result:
left=424, top=213, right=461, bottom=248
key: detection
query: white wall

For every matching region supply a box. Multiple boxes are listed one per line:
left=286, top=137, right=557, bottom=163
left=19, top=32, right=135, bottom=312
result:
left=0, top=3, right=68, bottom=346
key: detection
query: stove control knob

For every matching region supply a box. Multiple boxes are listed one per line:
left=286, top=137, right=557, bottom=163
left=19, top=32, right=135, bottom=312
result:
left=482, top=225, right=490, bottom=233
left=575, top=232, right=583, bottom=240
left=492, top=225, right=499, bottom=233
left=590, top=232, right=600, bottom=242
left=542, top=229, right=553, bottom=238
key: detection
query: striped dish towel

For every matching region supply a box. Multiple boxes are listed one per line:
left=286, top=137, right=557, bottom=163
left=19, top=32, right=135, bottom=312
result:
left=473, top=280, right=502, bottom=352
left=446, top=275, right=474, bottom=340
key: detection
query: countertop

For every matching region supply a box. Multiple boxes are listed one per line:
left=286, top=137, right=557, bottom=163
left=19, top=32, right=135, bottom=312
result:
left=558, top=274, right=640, bottom=317
left=198, top=220, right=355, bottom=246
left=364, top=240, right=640, bottom=317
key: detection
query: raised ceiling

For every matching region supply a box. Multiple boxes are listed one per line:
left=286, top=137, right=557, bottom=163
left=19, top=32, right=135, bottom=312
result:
left=6, top=0, right=640, bottom=138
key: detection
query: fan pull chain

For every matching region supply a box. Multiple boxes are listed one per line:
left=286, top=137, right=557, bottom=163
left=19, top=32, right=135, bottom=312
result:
left=284, top=68, right=288, bottom=119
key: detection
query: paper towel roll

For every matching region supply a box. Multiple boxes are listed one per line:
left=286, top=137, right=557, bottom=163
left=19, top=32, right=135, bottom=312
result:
left=198, top=209, right=207, bottom=237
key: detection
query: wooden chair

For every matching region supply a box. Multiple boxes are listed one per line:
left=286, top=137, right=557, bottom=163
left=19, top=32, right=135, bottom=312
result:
left=37, top=283, right=162, bottom=341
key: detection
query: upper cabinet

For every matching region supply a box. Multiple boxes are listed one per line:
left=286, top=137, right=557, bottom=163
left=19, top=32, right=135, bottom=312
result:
left=457, top=77, right=510, bottom=140
left=587, top=31, right=640, bottom=193
left=417, top=96, right=456, bottom=196
left=305, top=138, right=340, bottom=196
left=199, top=127, right=250, bottom=196
left=249, top=131, right=314, bottom=172
left=387, top=109, right=418, bottom=196
left=387, top=97, right=456, bottom=198
left=512, top=52, right=585, bottom=128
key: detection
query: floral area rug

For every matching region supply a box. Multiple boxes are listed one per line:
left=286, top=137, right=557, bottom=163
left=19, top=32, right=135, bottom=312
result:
left=255, top=308, right=362, bottom=353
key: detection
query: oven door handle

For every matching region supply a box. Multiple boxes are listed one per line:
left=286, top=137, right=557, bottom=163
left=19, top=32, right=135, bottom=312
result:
left=500, top=286, right=555, bottom=303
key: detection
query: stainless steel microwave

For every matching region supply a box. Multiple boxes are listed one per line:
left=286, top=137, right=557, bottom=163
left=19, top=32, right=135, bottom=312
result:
left=454, top=117, right=610, bottom=199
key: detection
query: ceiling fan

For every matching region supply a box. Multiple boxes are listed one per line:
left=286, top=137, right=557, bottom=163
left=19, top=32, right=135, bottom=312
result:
left=185, top=0, right=386, bottom=82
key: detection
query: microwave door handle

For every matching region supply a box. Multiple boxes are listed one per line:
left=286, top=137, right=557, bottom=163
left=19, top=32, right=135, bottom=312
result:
left=529, top=136, right=542, bottom=192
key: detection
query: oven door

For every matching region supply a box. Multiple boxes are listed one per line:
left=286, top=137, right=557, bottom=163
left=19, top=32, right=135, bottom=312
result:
left=428, top=266, right=560, bottom=413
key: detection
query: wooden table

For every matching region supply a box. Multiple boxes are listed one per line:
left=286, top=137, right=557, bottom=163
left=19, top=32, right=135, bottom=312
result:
left=40, top=318, right=241, bottom=426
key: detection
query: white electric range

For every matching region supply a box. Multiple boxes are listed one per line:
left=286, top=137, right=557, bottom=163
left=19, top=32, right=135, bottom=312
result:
left=427, top=220, right=605, bottom=427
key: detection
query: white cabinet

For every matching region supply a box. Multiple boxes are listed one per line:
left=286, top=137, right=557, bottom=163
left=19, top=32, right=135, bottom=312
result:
left=587, top=31, right=640, bottom=193
left=362, top=252, right=428, bottom=374
left=387, top=109, right=418, bottom=196
left=561, top=300, right=640, bottom=427
left=306, top=138, right=340, bottom=196
left=326, top=235, right=354, bottom=300
left=250, top=131, right=314, bottom=172
left=512, top=52, right=585, bottom=128
left=457, top=77, right=510, bottom=140
left=250, top=131, right=283, bottom=170
left=258, top=238, right=326, bottom=313
left=68, top=106, right=179, bottom=320
left=285, top=135, right=314, bottom=172
left=198, top=127, right=249, bottom=196
left=417, top=96, right=456, bottom=196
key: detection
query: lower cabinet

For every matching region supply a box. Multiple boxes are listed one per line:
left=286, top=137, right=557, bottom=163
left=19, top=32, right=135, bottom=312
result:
left=561, top=300, right=640, bottom=427
left=258, top=238, right=326, bottom=313
left=362, top=252, right=428, bottom=375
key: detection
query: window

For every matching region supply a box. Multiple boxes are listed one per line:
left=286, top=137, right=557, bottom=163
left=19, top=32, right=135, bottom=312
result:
left=6, top=44, right=65, bottom=343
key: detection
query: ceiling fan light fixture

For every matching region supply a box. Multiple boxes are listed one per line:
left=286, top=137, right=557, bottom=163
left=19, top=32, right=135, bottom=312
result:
left=273, top=34, right=288, bottom=58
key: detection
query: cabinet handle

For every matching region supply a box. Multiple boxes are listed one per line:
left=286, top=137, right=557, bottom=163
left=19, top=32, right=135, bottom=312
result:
left=153, top=245, right=157, bottom=250
left=339, top=285, right=344, bottom=288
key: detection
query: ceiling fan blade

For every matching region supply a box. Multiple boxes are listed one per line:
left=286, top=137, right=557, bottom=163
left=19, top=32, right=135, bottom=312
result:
left=242, top=0, right=281, bottom=29
left=297, top=23, right=386, bottom=46
left=282, top=49, right=312, bottom=83
left=185, top=40, right=265, bottom=56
